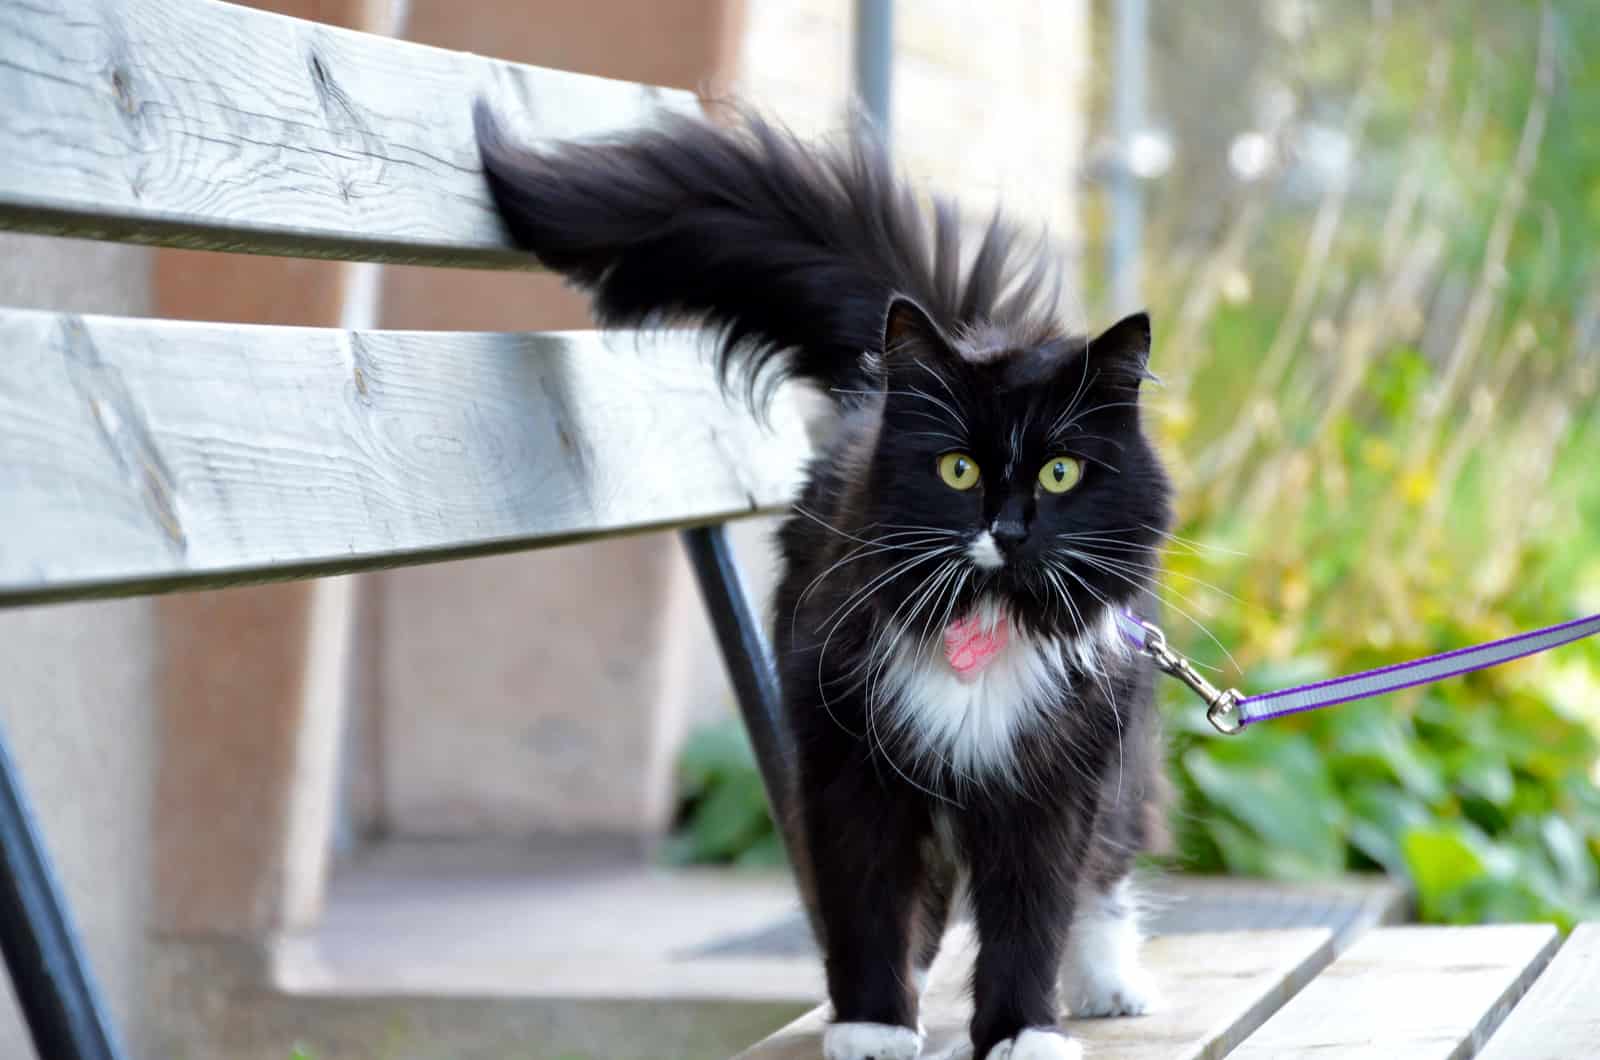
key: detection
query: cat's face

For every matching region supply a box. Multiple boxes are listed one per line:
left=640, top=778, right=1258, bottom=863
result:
left=860, top=302, right=1172, bottom=641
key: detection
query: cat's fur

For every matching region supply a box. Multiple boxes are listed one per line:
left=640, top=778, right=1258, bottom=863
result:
left=476, top=103, right=1172, bottom=1060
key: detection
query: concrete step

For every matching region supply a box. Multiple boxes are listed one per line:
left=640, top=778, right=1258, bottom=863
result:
left=151, top=839, right=1407, bottom=1060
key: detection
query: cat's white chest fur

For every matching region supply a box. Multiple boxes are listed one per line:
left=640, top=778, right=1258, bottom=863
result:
left=878, top=608, right=1125, bottom=779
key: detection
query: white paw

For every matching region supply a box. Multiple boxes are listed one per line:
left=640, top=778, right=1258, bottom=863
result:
left=1063, top=963, right=1157, bottom=1018
left=1062, top=877, right=1156, bottom=1019
left=984, top=1028, right=1083, bottom=1060
left=824, top=1021, right=924, bottom=1060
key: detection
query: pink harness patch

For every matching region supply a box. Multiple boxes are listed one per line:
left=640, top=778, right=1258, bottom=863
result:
left=943, top=614, right=1010, bottom=682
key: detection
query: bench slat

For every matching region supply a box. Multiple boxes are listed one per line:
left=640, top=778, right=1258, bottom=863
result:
left=0, top=308, right=808, bottom=607
left=0, top=0, right=691, bottom=266
left=739, top=926, right=1336, bottom=1060
left=1229, top=924, right=1559, bottom=1060
left=1477, top=924, right=1600, bottom=1060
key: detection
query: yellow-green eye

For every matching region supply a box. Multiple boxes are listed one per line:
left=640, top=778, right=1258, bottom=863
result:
left=1038, top=456, right=1083, bottom=494
left=937, top=452, right=980, bottom=491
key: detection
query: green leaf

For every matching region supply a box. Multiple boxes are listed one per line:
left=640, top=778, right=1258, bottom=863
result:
left=733, top=830, right=788, bottom=869
left=1345, top=783, right=1433, bottom=875
left=1204, top=816, right=1275, bottom=877
left=688, top=770, right=770, bottom=862
left=1539, top=815, right=1598, bottom=897
left=1446, top=749, right=1516, bottom=807
left=677, top=721, right=758, bottom=795
left=1322, top=701, right=1446, bottom=801
left=1400, top=824, right=1517, bottom=921
left=1182, top=735, right=1345, bottom=878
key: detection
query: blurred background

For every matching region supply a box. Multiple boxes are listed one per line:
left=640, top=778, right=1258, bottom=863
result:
left=681, top=0, right=1600, bottom=924
left=0, top=0, right=1595, bottom=1058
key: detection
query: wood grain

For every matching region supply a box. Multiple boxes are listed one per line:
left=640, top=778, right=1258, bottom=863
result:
left=0, top=308, right=810, bottom=607
left=738, top=926, right=1336, bottom=1060
left=1477, top=924, right=1600, bottom=1060
left=0, top=0, right=693, bottom=266
left=1229, top=924, right=1559, bottom=1060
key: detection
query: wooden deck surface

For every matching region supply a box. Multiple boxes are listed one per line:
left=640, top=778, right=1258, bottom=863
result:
left=742, top=920, right=1583, bottom=1059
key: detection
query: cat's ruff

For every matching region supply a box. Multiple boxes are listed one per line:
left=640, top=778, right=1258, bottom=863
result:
left=881, top=608, right=1129, bottom=780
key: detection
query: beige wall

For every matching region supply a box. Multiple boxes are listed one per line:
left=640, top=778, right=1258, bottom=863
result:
left=0, top=235, right=156, bottom=1057
left=360, top=0, right=756, bottom=842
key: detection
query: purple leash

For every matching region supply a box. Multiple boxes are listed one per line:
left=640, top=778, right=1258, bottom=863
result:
left=1115, top=610, right=1600, bottom=735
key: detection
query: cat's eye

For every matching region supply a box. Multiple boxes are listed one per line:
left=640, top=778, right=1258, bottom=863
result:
left=937, top=452, right=981, bottom=491
left=1038, top=456, right=1083, bottom=494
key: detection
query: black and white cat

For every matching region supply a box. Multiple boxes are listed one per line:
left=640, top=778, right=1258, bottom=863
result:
left=476, top=105, right=1172, bottom=1060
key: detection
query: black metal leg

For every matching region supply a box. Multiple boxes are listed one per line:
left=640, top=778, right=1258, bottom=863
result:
left=679, top=525, right=799, bottom=856
left=0, top=716, right=127, bottom=1060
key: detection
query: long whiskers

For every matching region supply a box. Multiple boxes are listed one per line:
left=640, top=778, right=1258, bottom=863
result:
left=1057, top=539, right=1248, bottom=606
left=1061, top=548, right=1241, bottom=673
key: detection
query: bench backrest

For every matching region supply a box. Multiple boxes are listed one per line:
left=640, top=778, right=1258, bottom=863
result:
left=0, top=0, right=811, bottom=608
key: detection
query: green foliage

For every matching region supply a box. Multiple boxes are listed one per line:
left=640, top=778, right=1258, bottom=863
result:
left=1166, top=662, right=1600, bottom=928
left=662, top=720, right=784, bottom=869
left=1137, top=0, right=1600, bottom=928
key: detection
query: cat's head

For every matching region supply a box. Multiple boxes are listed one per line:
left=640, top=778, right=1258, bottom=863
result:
left=851, top=298, right=1173, bottom=643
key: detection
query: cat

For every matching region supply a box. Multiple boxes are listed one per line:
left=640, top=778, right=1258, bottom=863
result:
left=475, top=102, right=1172, bottom=1060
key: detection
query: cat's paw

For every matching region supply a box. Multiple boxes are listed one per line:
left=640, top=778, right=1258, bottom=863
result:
left=983, top=1028, right=1083, bottom=1060
left=1062, top=963, right=1157, bottom=1018
left=823, top=1021, right=924, bottom=1060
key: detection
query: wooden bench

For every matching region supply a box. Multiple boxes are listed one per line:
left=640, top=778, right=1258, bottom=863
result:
left=0, top=2, right=809, bottom=1057
left=3, top=2, right=1593, bottom=1059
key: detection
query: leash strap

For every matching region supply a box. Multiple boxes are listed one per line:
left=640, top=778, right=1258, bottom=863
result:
left=1116, top=610, right=1600, bottom=735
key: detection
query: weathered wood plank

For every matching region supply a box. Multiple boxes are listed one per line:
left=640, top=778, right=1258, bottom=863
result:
left=0, top=0, right=692, bottom=266
left=738, top=926, right=1336, bottom=1060
left=0, top=308, right=809, bottom=607
left=1230, top=924, right=1559, bottom=1060
left=1477, top=925, right=1600, bottom=1060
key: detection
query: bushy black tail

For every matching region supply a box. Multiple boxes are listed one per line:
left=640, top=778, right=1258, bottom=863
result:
left=474, top=101, right=1061, bottom=402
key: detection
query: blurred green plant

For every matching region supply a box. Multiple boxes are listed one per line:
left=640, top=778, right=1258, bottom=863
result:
left=662, top=721, right=785, bottom=869
left=1118, top=0, right=1600, bottom=927
left=666, top=0, right=1600, bottom=928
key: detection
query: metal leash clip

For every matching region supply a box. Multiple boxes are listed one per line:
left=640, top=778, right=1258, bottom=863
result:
left=1136, top=619, right=1245, bottom=735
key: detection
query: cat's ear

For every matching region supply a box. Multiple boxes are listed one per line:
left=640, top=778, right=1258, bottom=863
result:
left=1082, top=311, right=1155, bottom=394
left=878, top=295, right=954, bottom=371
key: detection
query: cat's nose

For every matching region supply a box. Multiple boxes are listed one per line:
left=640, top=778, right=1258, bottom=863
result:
left=991, top=518, right=1028, bottom=551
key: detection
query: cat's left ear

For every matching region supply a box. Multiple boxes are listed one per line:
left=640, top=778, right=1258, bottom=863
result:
left=1082, top=311, right=1155, bottom=394
left=878, top=295, right=955, bottom=372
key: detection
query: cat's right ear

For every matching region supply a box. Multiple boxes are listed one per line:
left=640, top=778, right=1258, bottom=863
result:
left=878, top=296, right=952, bottom=372
left=1085, top=311, right=1155, bottom=392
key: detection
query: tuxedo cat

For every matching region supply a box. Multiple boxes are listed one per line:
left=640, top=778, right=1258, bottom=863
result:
left=476, top=104, right=1171, bottom=1060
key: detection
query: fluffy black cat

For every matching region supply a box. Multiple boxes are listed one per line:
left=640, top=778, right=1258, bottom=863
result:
left=476, top=103, right=1172, bottom=1060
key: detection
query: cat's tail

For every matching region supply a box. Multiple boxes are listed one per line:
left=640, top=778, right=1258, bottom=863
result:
left=473, top=101, right=965, bottom=405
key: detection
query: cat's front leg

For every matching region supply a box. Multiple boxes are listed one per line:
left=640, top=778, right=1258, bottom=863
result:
left=803, top=767, right=931, bottom=1060
left=1060, top=875, right=1156, bottom=1018
left=963, top=801, right=1092, bottom=1060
